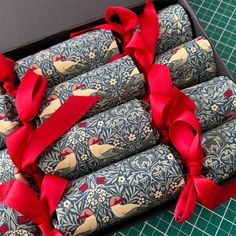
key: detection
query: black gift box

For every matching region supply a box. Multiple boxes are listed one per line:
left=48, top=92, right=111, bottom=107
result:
left=0, top=0, right=235, bottom=235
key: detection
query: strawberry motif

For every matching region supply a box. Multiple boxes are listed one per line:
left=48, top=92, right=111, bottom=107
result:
left=96, top=177, right=105, bottom=184
left=0, top=224, right=8, bottom=234
left=224, top=89, right=233, bottom=97
left=79, top=183, right=88, bottom=192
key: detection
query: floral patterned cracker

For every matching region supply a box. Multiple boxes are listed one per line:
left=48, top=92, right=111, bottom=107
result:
left=38, top=99, right=159, bottom=179
left=156, top=4, right=193, bottom=55
left=0, top=207, right=39, bottom=236
left=202, top=118, right=236, bottom=183
left=37, top=56, right=145, bottom=123
left=155, top=37, right=217, bottom=89
left=183, top=76, right=236, bottom=132
left=0, top=95, right=19, bottom=149
left=15, top=29, right=120, bottom=87
left=54, top=144, right=185, bottom=235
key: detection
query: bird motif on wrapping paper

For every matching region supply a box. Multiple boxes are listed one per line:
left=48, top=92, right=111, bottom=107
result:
left=53, top=147, right=77, bottom=173
left=169, top=47, right=188, bottom=64
left=110, top=196, right=140, bottom=219
left=73, top=209, right=97, bottom=236
left=72, top=84, right=99, bottom=96
left=53, top=55, right=80, bottom=75
left=88, top=137, right=121, bottom=159
left=30, top=63, right=43, bottom=76
left=108, top=40, right=118, bottom=52
left=0, top=113, right=19, bottom=135
left=71, top=83, right=115, bottom=103
left=39, top=95, right=61, bottom=119
left=195, top=36, right=211, bottom=52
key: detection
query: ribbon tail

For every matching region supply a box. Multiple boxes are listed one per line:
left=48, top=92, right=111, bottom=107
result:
left=139, top=0, right=159, bottom=57
left=148, top=64, right=173, bottom=95
left=40, top=175, right=69, bottom=216
left=126, top=31, right=153, bottom=71
left=194, top=177, right=236, bottom=210
left=216, top=181, right=236, bottom=205
left=16, top=69, right=47, bottom=122
left=175, top=179, right=198, bottom=222
left=0, top=180, right=48, bottom=223
left=6, top=124, right=34, bottom=170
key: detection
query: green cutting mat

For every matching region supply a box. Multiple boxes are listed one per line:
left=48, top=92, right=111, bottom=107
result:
left=112, top=0, right=236, bottom=235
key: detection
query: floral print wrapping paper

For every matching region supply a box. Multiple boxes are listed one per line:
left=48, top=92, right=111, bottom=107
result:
left=14, top=29, right=120, bottom=87
left=0, top=149, right=15, bottom=184
left=0, top=205, right=39, bottom=236
left=38, top=99, right=159, bottom=180
left=183, top=76, right=236, bottom=132
left=54, top=144, right=185, bottom=236
left=201, top=118, right=236, bottom=183
left=0, top=95, right=20, bottom=149
left=37, top=56, right=145, bottom=124
left=0, top=149, right=40, bottom=236
left=155, top=4, right=193, bottom=55
left=155, top=36, right=217, bottom=89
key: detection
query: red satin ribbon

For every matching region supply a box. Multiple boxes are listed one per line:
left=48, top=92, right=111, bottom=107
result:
left=7, top=69, right=100, bottom=187
left=148, top=64, right=195, bottom=143
left=124, top=0, right=159, bottom=72
left=0, top=53, right=17, bottom=97
left=70, top=6, right=138, bottom=46
left=0, top=175, right=68, bottom=235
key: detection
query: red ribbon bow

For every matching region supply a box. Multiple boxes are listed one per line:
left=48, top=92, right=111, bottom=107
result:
left=0, top=175, right=68, bottom=235
left=0, top=53, right=17, bottom=97
left=149, top=64, right=236, bottom=221
left=7, top=69, right=100, bottom=187
left=169, top=110, right=236, bottom=222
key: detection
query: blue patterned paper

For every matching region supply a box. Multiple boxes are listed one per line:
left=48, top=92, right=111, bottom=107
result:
left=37, top=56, right=145, bottom=123
left=156, top=4, right=193, bottom=55
left=0, top=205, right=39, bottom=236
left=0, top=95, right=19, bottom=149
left=202, top=118, right=236, bottom=183
left=183, top=76, right=236, bottom=132
left=38, top=99, right=159, bottom=180
left=155, top=36, right=217, bottom=89
left=15, top=29, right=119, bottom=87
left=54, top=144, right=185, bottom=236
left=0, top=149, right=15, bottom=184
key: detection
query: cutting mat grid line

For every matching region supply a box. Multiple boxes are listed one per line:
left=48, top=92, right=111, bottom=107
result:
left=112, top=0, right=236, bottom=235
